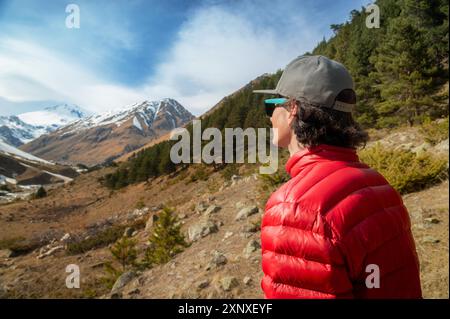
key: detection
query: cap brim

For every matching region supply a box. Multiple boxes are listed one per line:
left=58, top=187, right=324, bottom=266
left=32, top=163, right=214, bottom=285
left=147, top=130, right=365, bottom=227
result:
left=252, top=89, right=278, bottom=94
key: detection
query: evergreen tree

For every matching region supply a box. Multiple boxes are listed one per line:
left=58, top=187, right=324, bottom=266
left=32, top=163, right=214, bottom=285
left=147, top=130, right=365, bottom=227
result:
left=144, top=206, right=189, bottom=266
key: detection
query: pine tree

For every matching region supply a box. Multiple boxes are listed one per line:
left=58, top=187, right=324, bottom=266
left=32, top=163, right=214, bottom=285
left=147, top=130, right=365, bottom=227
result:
left=144, top=206, right=189, bottom=266
left=370, top=15, right=437, bottom=126
left=110, top=236, right=138, bottom=272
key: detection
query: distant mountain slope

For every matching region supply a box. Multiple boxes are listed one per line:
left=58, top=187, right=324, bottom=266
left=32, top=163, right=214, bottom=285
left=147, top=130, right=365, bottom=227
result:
left=0, top=140, right=77, bottom=186
left=20, top=98, right=194, bottom=166
left=0, top=104, right=90, bottom=146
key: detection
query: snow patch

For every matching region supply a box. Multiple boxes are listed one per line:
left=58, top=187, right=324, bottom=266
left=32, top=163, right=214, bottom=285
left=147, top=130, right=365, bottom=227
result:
left=0, top=140, right=53, bottom=165
left=133, top=116, right=143, bottom=131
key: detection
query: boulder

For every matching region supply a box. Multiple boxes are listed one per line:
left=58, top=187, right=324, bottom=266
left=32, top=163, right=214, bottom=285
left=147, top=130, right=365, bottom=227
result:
left=111, top=271, right=135, bottom=293
left=205, top=250, right=227, bottom=270
left=220, top=276, right=239, bottom=291
left=197, top=279, right=210, bottom=290
left=243, top=239, right=261, bottom=258
left=235, top=206, right=259, bottom=221
left=188, top=218, right=219, bottom=242
left=204, top=205, right=221, bottom=216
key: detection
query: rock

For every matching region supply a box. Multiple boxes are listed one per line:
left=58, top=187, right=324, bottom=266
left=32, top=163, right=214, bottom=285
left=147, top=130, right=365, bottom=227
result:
left=0, top=249, right=14, bottom=259
left=110, top=292, right=123, bottom=299
left=235, top=201, right=245, bottom=209
left=111, top=271, right=135, bottom=293
left=123, top=227, right=135, bottom=238
left=231, top=175, right=241, bottom=182
left=37, top=245, right=64, bottom=259
left=204, top=205, right=221, bottom=216
left=424, top=217, right=440, bottom=224
left=128, top=288, right=140, bottom=295
left=422, top=236, right=440, bottom=244
left=131, top=231, right=138, bottom=237
left=243, top=276, right=252, bottom=285
left=220, top=276, right=239, bottom=291
left=243, top=239, right=261, bottom=258
left=60, top=233, right=71, bottom=243
left=197, top=279, right=210, bottom=290
left=435, top=138, right=449, bottom=154
left=178, top=214, right=187, bottom=219
left=242, top=223, right=259, bottom=233
left=196, top=202, right=208, bottom=214
left=188, top=218, right=219, bottom=241
left=145, top=214, right=159, bottom=232
left=235, top=206, right=259, bottom=221
left=222, top=231, right=233, bottom=241
left=206, top=250, right=227, bottom=270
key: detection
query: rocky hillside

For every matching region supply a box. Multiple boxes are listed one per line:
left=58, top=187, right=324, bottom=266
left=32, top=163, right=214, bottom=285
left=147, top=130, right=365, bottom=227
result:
left=20, top=99, right=194, bottom=166
left=0, top=121, right=448, bottom=299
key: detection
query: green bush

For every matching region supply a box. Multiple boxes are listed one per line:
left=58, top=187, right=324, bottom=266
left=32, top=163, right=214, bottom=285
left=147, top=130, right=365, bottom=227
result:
left=220, top=163, right=239, bottom=180
left=144, top=206, right=189, bottom=266
left=110, top=237, right=138, bottom=271
left=188, top=165, right=209, bottom=183
left=359, top=142, right=448, bottom=194
left=66, top=219, right=145, bottom=255
left=34, top=186, right=47, bottom=199
left=419, top=117, right=449, bottom=145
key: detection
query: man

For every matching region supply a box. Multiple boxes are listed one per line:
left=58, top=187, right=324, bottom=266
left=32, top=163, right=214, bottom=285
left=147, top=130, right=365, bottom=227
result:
left=253, top=55, right=422, bottom=298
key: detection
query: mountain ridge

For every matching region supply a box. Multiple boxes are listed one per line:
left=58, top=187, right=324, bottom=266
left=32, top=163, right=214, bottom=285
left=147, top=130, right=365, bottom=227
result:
left=20, top=98, right=195, bottom=166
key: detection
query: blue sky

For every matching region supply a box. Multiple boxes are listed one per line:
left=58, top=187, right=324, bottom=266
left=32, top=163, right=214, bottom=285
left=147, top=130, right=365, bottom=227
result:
left=0, top=0, right=369, bottom=116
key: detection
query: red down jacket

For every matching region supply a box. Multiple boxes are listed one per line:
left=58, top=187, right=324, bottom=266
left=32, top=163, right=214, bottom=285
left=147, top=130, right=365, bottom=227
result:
left=261, top=144, right=422, bottom=298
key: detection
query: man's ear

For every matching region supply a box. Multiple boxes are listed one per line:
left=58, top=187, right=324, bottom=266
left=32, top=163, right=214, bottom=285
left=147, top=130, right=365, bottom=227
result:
left=288, top=99, right=298, bottom=124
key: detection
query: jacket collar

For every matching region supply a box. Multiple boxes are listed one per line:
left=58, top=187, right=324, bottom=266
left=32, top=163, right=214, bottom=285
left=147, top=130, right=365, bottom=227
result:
left=285, top=144, right=360, bottom=178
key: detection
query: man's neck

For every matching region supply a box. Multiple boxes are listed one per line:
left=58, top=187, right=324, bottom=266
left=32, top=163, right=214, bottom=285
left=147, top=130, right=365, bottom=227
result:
left=288, top=134, right=304, bottom=157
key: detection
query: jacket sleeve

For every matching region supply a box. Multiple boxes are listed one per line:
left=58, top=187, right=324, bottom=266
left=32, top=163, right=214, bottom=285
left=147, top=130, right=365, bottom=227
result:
left=261, top=202, right=354, bottom=298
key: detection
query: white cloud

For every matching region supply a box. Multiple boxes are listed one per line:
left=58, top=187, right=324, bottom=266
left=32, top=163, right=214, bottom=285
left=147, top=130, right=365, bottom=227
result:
left=0, top=38, right=145, bottom=113
left=142, top=1, right=320, bottom=115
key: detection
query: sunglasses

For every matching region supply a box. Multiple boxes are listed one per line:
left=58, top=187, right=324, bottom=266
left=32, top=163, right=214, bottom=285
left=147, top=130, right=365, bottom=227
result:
left=264, top=97, right=288, bottom=117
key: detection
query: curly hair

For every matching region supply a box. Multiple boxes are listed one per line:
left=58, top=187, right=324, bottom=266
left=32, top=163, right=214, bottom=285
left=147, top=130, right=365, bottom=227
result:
left=288, top=89, right=369, bottom=149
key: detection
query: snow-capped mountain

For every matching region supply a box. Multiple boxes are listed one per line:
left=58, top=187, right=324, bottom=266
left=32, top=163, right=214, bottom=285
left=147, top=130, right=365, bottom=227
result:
left=0, top=104, right=90, bottom=146
left=62, top=98, right=188, bottom=133
left=20, top=98, right=194, bottom=166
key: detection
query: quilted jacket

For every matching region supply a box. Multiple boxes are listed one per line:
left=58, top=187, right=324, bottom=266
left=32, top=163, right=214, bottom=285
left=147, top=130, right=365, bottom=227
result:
left=261, top=144, right=422, bottom=298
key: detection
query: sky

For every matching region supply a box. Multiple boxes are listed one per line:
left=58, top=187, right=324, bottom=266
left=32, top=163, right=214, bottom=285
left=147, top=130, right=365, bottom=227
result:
left=0, top=0, right=369, bottom=116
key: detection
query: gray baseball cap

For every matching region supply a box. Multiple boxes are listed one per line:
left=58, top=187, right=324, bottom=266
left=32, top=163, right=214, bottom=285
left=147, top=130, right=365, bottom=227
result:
left=253, top=55, right=355, bottom=112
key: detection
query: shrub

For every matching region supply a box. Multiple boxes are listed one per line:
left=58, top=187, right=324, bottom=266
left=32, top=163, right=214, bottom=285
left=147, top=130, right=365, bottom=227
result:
left=144, top=206, right=189, bottom=266
left=34, top=186, right=47, bottom=199
left=66, top=226, right=125, bottom=255
left=359, top=142, right=448, bottom=194
left=66, top=219, right=146, bottom=255
left=188, top=165, right=209, bottom=183
left=419, top=117, right=449, bottom=145
left=220, top=163, right=239, bottom=180
left=110, top=237, right=138, bottom=271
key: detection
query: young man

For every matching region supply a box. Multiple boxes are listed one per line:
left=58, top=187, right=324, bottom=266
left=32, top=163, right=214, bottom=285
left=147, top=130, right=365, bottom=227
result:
left=253, top=55, right=422, bottom=298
